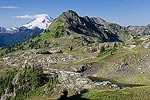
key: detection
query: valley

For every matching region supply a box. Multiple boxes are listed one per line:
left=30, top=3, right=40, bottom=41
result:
left=0, top=10, right=150, bottom=100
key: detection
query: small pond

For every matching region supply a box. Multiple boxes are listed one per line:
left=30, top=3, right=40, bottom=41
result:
left=88, top=76, right=146, bottom=89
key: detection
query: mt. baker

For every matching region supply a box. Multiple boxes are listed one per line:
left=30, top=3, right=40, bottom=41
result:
left=23, top=14, right=53, bottom=29
left=0, top=14, right=52, bottom=46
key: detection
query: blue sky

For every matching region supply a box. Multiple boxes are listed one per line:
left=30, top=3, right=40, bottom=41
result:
left=0, top=0, right=150, bottom=27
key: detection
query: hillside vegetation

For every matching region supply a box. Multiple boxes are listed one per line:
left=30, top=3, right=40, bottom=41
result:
left=0, top=10, right=150, bottom=100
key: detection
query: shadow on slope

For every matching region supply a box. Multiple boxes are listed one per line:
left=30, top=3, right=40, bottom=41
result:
left=58, top=89, right=89, bottom=100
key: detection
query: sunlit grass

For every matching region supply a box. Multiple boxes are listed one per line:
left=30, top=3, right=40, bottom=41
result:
left=82, top=86, right=150, bottom=100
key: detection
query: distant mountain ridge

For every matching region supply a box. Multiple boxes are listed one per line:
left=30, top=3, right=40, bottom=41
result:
left=128, top=25, right=150, bottom=35
left=1, top=10, right=150, bottom=47
left=0, top=14, right=53, bottom=46
left=0, top=27, right=43, bottom=46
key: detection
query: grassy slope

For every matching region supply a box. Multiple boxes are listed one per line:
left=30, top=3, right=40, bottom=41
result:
left=67, top=45, right=150, bottom=99
left=82, top=86, right=150, bottom=100
left=0, top=16, right=150, bottom=100
left=26, top=46, right=150, bottom=100
left=107, top=48, right=149, bottom=84
left=0, top=68, right=4, bottom=77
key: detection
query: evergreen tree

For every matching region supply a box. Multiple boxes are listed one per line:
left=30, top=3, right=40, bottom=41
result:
left=113, top=43, right=117, bottom=49
left=100, top=46, right=105, bottom=54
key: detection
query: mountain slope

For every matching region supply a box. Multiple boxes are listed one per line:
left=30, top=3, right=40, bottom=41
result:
left=42, top=10, right=128, bottom=42
left=0, top=10, right=150, bottom=100
left=128, top=24, right=150, bottom=35
left=0, top=10, right=143, bottom=54
left=22, top=10, right=129, bottom=50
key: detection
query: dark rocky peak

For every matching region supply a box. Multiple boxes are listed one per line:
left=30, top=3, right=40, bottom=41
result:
left=60, top=10, right=107, bottom=27
left=61, top=10, right=79, bottom=18
left=60, top=10, right=81, bottom=23
left=82, top=16, right=107, bottom=26
left=109, top=23, right=127, bottom=31
left=83, top=16, right=91, bottom=21
left=91, top=17, right=107, bottom=26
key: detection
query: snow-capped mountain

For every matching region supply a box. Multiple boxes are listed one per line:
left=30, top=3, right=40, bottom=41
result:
left=5, top=27, right=19, bottom=33
left=0, top=14, right=53, bottom=46
left=0, top=27, right=18, bottom=33
left=23, top=14, right=53, bottom=29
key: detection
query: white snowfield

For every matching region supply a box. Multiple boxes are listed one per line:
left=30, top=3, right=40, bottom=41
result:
left=23, top=14, right=53, bottom=29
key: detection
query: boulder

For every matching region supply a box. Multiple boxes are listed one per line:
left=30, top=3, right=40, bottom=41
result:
left=75, top=65, right=88, bottom=73
left=36, top=50, right=53, bottom=54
